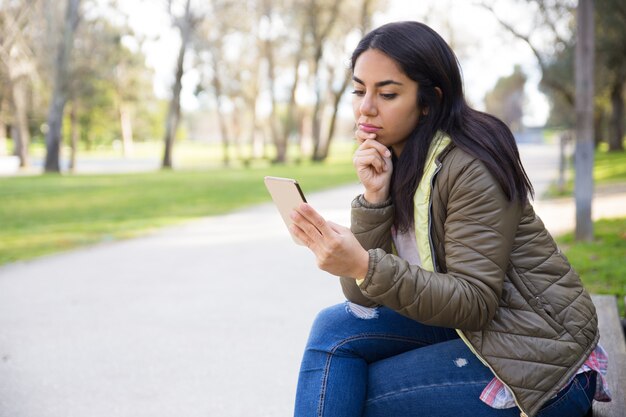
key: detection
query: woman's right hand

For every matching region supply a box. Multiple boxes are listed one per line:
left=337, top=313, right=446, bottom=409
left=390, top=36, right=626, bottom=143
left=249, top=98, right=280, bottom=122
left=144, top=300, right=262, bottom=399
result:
left=353, top=130, right=393, bottom=204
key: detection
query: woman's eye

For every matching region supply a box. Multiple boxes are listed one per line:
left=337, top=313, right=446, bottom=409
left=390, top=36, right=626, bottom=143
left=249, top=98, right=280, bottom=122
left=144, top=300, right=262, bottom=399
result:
left=351, top=90, right=365, bottom=97
left=380, top=93, right=397, bottom=100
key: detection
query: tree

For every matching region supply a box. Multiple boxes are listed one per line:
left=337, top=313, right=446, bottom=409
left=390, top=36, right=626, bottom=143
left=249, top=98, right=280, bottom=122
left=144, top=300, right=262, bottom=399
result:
left=306, top=0, right=342, bottom=161
left=193, top=0, right=244, bottom=166
left=596, top=0, right=625, bottom=151
left=316, top=0, right=379, bottom=161
left=258, top=0, right=285, bottom=163
left=226, top=9, right=264, bottom=163
left=481, top=0, right=598, bottom=241
left=162, top=0, right=202, bottom=169
left=43, top=0, right=81, bottom=173
left=479, top=0, right=576, bottom=108
left=66, top=7, right=120, bottom=169
left=63, top=3, right=156, bottom=170
left=540, top=43, right=575, bottom=129
left=484, top=65, right=527, bottom=132
left=482, top=0, right=624, bottom=152
left=279, top=10, right=307, bottom=163
left=0, top=1, right=41, bottom=168
left=113, top=31, right=153, bottom=158
left=0, top=93, right=7, bottom=156
left=574, top=0, right=594, bottom=241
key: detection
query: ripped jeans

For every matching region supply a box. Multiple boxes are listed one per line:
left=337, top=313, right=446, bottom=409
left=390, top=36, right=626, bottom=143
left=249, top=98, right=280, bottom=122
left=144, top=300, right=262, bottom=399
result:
left=294, top=302, right=596, bottom=417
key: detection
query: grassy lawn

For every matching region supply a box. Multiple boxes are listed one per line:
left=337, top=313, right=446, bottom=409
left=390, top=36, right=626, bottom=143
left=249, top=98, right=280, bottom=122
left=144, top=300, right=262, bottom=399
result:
left=0, top=143, right=358, bottom=265
left=557, top=217, right=626, bottom=315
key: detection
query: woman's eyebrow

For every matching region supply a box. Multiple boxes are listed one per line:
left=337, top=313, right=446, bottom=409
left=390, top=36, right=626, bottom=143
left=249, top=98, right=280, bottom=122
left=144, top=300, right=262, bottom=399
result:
left=352, top=75, right=403, bottom=87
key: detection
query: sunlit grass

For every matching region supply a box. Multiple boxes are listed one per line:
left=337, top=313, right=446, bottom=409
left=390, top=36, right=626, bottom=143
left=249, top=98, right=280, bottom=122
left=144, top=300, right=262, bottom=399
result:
left=593, top=147, right=626, bottom=182
left=0, top=141, right=358, bottom=265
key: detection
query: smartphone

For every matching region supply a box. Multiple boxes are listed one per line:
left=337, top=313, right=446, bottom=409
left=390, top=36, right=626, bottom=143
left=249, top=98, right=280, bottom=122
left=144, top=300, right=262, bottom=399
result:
left=264, top=176, right=307, bottom=245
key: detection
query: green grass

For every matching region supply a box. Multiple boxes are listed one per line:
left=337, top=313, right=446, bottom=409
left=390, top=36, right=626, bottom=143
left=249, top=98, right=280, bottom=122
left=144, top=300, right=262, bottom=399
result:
left=546, top=144, right=626, bottom=197
left=0, top=150, right=358, bottom=265
left=557, top=217, right=626, bottom=315
left=593, top=148, right=626, bottom=183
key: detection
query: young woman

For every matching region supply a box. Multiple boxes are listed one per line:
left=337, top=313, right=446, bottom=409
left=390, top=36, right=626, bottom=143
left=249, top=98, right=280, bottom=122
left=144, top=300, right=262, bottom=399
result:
left=289, top=21, right=610, bottom=417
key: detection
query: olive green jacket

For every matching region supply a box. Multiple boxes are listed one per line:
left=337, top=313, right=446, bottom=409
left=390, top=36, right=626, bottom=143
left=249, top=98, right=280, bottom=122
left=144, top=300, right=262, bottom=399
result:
left=340, top=145, right=599, bottom=417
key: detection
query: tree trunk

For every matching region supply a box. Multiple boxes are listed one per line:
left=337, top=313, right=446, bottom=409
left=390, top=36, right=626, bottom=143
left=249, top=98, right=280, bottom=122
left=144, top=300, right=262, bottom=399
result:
left=230, top=107, right=241, bottom=161
left=558, top=131, right=572, bottom=193
left=282, top=26, right=306, bottom=157
left=262, top=14, right=285, bottom=163
left=318, top=68, right=351, bottom=161
left=307, top=0, right=341, bottom=162
left=0, top=112, right=6, bottom=157
left=318, top=91, right=342, bottom=161
left=244, top=93, right=263, bottom=160
left=119, top=102, right=134, bottom=157
left=44, top=0, right=80, bottom=173
left=218, top=109, right=230, bottom=166
left=211, top=70, right=230, bottom=166
left=310, top=49, right=324, bottom=161
left=11, top=77, right=30, bottom=168
left=314, top=0, right=375, bottom=162
left=69, top=101, right=78, bottom=172
left=11, top=125, right=21, bottom=160
left=574, top=0, right=594, bottom=241
left=0, top=96, right=7, bottom=156
left=162, top=40, right=186, bottom=169
left=593, top=109, right=603, bottom=148
left=162, top=0, right=192, bottom=169
left=266, top=47, right=284, bottom=163
left=250, top=112, right=261, bottom=161
left=609, top=78, right=624, bottom=152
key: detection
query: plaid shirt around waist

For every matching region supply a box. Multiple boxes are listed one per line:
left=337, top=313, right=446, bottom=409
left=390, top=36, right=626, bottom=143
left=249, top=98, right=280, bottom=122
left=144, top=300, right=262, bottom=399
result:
left=480, top=344, right=611, bottom=409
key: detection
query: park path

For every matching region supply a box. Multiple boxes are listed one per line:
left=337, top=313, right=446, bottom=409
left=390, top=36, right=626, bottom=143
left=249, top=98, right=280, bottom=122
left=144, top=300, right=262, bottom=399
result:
left=0, top=143, right=625, bottom=417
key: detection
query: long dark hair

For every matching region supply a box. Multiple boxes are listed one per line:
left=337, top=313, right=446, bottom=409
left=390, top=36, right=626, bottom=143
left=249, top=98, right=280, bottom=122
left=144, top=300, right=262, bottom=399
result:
left=351, top=21, right=533, bottom=232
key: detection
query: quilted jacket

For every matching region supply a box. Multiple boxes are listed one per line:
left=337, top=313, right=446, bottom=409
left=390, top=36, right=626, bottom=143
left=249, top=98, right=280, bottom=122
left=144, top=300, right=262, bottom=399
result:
left=339, top=144, right=599, bottom=417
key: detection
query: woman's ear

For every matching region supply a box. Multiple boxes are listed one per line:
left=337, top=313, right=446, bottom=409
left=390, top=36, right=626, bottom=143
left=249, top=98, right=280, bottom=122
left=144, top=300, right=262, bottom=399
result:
left=422, top=87, right=443, bottom=116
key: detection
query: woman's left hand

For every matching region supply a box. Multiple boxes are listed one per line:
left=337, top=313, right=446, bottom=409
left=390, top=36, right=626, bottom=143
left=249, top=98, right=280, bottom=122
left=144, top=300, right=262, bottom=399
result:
left=290, top=203, right=369, bottom=280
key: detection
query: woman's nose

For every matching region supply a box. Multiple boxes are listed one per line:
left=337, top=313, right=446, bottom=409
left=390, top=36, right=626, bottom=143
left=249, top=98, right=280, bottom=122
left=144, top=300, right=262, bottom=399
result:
left=360, top=95, right=377, bottom=116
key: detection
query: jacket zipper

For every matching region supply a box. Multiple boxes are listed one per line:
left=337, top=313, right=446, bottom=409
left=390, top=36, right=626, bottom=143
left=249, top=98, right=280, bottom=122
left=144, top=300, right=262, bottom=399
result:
left=455, top=329, right=528, bottom=417
left=428, top=161, right=529, bottom=417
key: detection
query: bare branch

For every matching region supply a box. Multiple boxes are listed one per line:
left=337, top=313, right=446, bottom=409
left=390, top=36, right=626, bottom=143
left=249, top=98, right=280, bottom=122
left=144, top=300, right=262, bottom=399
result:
left=534, top=0, right=568, bottom=47
left=477, top=2, right=548, bottom=72
left=477, top=0, right=574, bottom=105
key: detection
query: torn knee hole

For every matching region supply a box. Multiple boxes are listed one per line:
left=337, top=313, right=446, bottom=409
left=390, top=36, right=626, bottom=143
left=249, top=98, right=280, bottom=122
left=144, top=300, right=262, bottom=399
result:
left=345, top=301, right=379, bottom=319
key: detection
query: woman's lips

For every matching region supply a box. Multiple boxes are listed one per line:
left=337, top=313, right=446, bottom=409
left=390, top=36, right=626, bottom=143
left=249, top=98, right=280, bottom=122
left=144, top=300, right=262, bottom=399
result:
left=359, top=123, right=381, bottom=133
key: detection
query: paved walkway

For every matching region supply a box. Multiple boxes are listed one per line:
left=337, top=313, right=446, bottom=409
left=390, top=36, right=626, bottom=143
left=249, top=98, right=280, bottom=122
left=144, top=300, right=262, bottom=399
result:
left=0, top=144, right=624, bottom=417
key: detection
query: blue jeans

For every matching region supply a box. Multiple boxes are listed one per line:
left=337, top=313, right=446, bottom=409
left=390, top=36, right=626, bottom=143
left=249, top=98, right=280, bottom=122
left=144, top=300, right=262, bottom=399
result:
left=294, top=302, right=596, bottom=417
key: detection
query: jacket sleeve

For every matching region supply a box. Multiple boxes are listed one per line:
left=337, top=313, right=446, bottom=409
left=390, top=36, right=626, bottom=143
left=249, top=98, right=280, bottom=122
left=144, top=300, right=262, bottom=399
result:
left=339, top=195, right=394, bottom=307
left=358, top=159, right=522, bottom=330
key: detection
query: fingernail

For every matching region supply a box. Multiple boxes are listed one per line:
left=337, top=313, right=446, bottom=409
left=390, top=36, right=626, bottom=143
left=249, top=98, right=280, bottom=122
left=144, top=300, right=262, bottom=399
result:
left=385, top=150, right=391, bottom=157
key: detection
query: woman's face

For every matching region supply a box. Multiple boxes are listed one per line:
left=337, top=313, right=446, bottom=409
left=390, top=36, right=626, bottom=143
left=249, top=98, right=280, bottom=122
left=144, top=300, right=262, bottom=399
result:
left=352, top=48, right=421, bottom=156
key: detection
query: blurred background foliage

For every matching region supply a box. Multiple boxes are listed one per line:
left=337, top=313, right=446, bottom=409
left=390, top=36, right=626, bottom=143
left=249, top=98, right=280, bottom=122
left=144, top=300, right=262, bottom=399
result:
left=0, top=0, right=623, bottom=173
